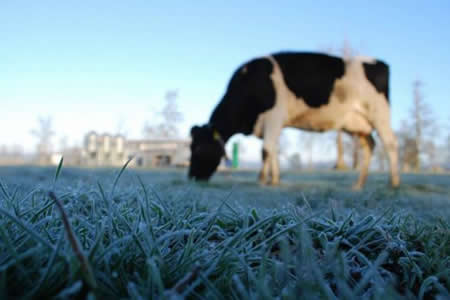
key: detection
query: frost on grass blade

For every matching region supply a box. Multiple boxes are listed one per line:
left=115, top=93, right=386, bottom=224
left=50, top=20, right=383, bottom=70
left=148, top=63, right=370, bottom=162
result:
left=0, top=168, right=448, bottom=299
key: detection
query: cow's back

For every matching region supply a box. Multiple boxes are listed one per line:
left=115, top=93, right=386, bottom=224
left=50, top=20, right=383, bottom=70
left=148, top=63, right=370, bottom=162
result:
left=260, top=53, right=391, bottom=135
left=273, top=52, right=345, bottom=108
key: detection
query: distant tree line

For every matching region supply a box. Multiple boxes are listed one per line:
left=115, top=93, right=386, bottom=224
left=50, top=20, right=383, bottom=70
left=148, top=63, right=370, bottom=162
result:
left=0, top=90, right=186, bottom=166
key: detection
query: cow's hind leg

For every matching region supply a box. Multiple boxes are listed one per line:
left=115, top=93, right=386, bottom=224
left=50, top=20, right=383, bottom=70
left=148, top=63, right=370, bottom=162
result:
left=353, top=134, right=375, bottom=190
left=372, top=102, right=400, bottom=187
left=374, top=124, right=400, bottom=187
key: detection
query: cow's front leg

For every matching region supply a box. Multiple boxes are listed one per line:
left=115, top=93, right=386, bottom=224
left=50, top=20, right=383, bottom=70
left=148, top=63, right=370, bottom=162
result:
left=258, top=147, right=280, bottom=185
left=260, top=122, right=283, bottom=186
left=269, top=147, right=280, bottom=185
left=259, top=148, right=270, bottom=184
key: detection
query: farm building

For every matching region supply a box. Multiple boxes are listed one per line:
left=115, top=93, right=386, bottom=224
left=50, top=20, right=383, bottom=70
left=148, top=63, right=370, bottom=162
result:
left=82, top=131, right=190, bottom=168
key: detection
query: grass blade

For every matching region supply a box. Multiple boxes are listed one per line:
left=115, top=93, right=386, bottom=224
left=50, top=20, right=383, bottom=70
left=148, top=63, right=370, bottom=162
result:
left=110, top=156, right=133, bottom=197
left=54, top=156, right=64, bottom=185
left=48, top=191, right=97, bottom=291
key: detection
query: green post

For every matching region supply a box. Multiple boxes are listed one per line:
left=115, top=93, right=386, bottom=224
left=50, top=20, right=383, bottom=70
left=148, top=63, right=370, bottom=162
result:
left=232, top=142, right=239, bottom=169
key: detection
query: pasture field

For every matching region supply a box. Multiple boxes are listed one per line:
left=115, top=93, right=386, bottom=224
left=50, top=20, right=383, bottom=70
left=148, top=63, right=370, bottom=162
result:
left=0, top=165, right=449, bottom=299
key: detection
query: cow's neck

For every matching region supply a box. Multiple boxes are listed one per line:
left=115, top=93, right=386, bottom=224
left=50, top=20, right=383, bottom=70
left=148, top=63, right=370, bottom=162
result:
left=208, top=121, right=234, bottom=143
left=208, top=101, right=237, bottom=143
left=209, top=93, right=258, bottom=143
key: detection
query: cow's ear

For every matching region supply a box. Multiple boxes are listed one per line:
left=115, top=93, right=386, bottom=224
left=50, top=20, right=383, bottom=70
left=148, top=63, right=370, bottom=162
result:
left=190, top=125, right=201, bottom=137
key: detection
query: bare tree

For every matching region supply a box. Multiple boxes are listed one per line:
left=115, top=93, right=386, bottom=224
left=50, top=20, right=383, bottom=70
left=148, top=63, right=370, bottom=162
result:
left=318, top=39, right=357, bottom=59
left=398, top=80, right=437, bottom=172
left=412, top=80, right=424, bottom=170
left=339, top=39, right=357, bottom=59
left=397, top=121, right=416, bottom=172
left=143, top=90, right=183, bottom=139
left=31, top=116, right=55, bottom=165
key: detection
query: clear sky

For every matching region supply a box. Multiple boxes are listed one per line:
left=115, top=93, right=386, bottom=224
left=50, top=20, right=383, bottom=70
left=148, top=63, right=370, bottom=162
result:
left=1, top=1, right=449, bottom=161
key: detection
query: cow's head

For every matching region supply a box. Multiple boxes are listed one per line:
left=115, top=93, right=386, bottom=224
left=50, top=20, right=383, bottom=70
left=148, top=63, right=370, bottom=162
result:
left=188, top=124, right=225, bottom=181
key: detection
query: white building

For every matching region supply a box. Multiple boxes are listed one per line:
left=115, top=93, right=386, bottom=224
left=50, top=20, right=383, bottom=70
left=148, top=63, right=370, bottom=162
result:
left=82, top=131, right=190, bottom=168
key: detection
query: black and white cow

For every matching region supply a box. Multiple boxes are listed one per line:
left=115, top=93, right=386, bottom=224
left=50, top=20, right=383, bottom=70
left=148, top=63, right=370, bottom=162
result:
left=189, top=52, right=400, bottom=189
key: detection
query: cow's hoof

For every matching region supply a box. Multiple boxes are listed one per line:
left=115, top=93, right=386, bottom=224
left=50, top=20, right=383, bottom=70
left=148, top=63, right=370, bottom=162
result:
left=391, top=177, right=400, bottom=188
left=352, top=184, right=363, bottom=191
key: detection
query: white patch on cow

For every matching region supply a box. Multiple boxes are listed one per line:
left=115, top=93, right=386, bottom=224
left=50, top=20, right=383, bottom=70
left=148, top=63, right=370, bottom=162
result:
left=253, top=55, right=399, bottom=187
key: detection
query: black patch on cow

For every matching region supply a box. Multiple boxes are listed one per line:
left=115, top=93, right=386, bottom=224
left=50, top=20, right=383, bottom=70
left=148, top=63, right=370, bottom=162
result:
left=273, top=52, right=345, bottom=108
left=209, top=58, right=276, bottom=140
left=363, top=60, right=390, bottom=103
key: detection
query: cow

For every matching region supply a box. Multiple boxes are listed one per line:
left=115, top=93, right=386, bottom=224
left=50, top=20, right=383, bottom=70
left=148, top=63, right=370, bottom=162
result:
left=189, top=52, right=400, bottom=189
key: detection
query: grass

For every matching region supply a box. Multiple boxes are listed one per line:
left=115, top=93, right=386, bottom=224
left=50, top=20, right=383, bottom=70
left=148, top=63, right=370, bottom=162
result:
left=0, top=163, right=449, bottom=299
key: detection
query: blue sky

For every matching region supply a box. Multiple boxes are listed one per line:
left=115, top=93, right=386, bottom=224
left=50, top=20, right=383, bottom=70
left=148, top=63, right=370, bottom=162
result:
left=1, top=1, right=449, bottom=161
